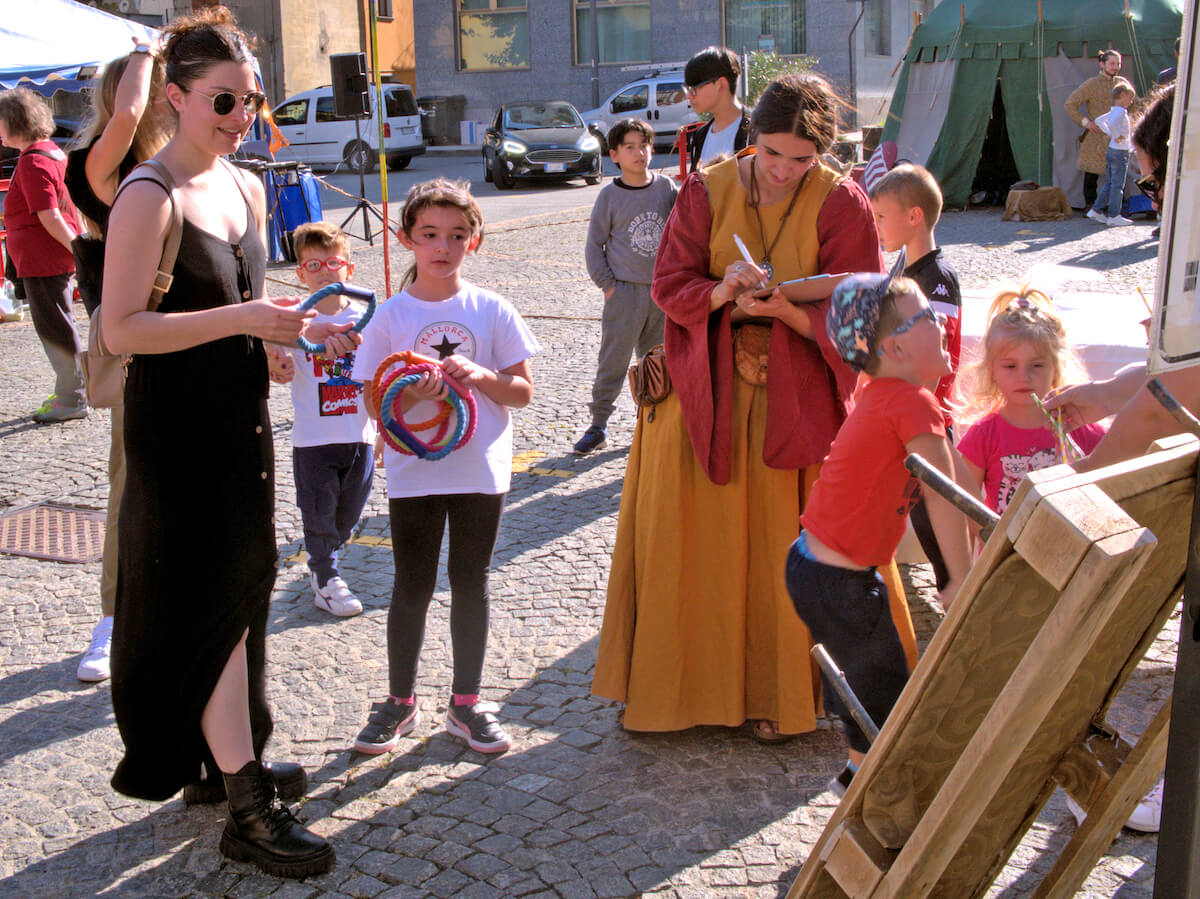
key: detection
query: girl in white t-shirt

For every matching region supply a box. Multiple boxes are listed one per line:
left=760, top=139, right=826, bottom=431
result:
left=351, top=179, right=540, bottom=755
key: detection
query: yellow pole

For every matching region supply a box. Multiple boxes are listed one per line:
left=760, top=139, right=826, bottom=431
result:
left=369, top=1, right=391, bottom=296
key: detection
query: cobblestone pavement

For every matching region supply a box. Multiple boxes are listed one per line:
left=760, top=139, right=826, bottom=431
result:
left=0, top=204, right=1177, bottom=898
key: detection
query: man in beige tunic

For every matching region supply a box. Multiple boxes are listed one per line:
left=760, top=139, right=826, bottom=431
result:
left=1065, top=50, right=1123, bottom=208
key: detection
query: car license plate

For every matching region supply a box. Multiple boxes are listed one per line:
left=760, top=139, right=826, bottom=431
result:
left=399, top=126, right=417, bottom=135
left=545, top=163, right=565, bottom=173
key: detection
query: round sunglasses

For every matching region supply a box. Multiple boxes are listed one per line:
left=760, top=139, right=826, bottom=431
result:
left=188, top=87, right=266, bottom=116
left=299, top=257, right=349, bottom=273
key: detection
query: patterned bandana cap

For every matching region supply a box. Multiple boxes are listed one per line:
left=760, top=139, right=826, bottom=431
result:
left=827, top=273, right=892, bottom=372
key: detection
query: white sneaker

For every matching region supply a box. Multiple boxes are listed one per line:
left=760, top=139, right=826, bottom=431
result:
left=76, top=616, right=113, bottom=682
left=1064, top=779, right=1162, bottom=832
left=312, top=574, right=363, bottom=617
left=1086, top=208, right=1107, bottom=223
left=1125, top=779, right=1163, bottom=832
left=1107, top=215, right=1135, bottom=226
left=1066, top=794, right=1086, bottom=825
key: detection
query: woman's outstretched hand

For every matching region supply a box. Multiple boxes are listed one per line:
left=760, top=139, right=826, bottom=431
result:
left=240, top=296, right=315, bottom=344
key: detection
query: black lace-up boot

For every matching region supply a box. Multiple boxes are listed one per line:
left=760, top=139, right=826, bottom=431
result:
left=219, top=760, right=334, bottom=878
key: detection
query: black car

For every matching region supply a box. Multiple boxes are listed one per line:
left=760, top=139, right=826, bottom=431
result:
left=482, top=101, right=602, bottom=190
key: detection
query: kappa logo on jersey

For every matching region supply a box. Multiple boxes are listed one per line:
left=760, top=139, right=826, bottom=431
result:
left=415, top=321, right=477, bottom=361
left=932, top=283, right=951, bottom=297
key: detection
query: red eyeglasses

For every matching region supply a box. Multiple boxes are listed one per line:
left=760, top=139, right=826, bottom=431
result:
left=299, top=257, right=349, bottom=273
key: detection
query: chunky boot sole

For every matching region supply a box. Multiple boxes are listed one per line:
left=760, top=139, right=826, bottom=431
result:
left=184, top=764, right=308, bottom=805
left=219, top=829, right=335, bottom=878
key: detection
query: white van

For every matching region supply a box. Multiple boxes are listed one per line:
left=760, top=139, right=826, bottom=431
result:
left=270, top=83, right=425, bottom=174
left=580, top=67, right=699, bottom=149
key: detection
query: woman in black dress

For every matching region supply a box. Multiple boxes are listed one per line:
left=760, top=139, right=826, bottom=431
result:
left=101, top=7, right=355, bottom=878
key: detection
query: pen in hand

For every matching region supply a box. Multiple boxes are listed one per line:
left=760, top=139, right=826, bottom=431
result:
left=732, top=234, right=767, bottom=290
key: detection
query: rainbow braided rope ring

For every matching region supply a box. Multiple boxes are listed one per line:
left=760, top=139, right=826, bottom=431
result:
left=295, top=282, right=377, bottom=354
left=371, top=351, right=478, bottom=460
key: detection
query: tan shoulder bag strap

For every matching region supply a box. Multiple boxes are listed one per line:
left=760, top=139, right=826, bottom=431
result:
left=113, top=158, right=184, bottom=312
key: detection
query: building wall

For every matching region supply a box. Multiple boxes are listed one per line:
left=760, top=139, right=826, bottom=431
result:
left=411, top=0, right=909, bottom=132
left=230, top=0, right=362, bottom=103
left=413, top=0, right=720, bottom=121
left=362, top=1, right=417, bottom=90
left=856, top=0, right=920, bottom=129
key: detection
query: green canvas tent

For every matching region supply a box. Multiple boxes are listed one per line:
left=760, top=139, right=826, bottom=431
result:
left=880, top=0, right=1182, bottom=206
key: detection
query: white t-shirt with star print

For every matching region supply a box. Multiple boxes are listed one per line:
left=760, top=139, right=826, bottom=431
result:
left=352, top=282, right=541, bottom=498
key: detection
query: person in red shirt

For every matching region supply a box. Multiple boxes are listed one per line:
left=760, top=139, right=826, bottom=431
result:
left=0, top=88, right=85, bottom=422
left=789, top=271, right=972, bottom=794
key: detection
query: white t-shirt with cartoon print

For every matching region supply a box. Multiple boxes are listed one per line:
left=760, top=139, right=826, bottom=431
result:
left=351, top=283, right=541, bottom=498
left=288, top=302, right=377, bottom=448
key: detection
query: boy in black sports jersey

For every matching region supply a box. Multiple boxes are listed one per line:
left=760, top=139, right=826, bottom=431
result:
left=869, top=163, right=963, bottom=591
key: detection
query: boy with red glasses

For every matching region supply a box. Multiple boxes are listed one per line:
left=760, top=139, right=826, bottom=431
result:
left=268, top=221, right=376, bottom=617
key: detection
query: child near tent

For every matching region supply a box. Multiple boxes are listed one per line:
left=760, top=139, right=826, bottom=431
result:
left=1086, top=80, right=1137, bottom=226
left=350, top=178, right=539, bottom=756
left=868, top=163, right=962, bottom=591
left=266, top=222, right=376, bottom=618
left=786, top=271, right=972, bottom=795
left=956, top=286, right=1107, bottom=516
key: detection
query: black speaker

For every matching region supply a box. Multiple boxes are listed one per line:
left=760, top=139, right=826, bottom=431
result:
left=330, top=52, right=370, bottom=119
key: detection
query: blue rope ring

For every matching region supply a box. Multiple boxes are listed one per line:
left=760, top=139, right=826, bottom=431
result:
left=379, top=368, right=471, bottom=460
left=295, top=282, right=377, bottom=354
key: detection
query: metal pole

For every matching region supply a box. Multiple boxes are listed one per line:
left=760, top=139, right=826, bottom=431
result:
left=590, top=0, right=600, bottom=108
left=904, top=453, right=1000, bottom=541
left=812, top=644, right=880, bottom=744
left=354, top=117, right=372, bottom=247
left=847, top=0, right=867, bottom=131
left=1148, top=380, right=1200, bottom=898
left=368, top=0, right=391, bottom=294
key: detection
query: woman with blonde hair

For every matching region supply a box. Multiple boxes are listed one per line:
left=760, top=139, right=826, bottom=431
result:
left=65, top=39, right=171, bottom=685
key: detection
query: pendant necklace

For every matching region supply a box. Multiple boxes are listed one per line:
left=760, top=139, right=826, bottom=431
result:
left=749, top=156, right=806, bottom=283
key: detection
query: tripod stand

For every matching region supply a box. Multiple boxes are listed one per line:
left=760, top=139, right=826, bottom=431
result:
left=339, top=116, right=386, bottom=246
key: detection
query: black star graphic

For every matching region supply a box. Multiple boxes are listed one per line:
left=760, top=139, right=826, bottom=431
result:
left=431, top=336, right=461, bottom=359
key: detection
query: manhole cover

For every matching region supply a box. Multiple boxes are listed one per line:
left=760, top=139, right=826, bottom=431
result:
left=0, top=502, right=106, bottom=563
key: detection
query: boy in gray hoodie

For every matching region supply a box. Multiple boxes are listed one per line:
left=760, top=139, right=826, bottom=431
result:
left=573, top=118, right=679, bottom=454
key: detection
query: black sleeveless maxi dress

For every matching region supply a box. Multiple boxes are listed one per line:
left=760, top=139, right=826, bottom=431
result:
left=110, top=194, right=276, bottom=801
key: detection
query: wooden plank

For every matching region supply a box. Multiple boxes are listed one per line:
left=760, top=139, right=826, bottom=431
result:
left=1034, top=699, right=1171, bottom=899
left=872, top=524, right=1156, bottom=899
left=1008, top=438, right=1197, bottom=537
left=822, top=817, right=894, bottom=895
left=1012, top=484, right=1133, bottom=590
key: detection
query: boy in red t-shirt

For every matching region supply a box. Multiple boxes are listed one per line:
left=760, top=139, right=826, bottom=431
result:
left=788, top=272, right=971, bottom=794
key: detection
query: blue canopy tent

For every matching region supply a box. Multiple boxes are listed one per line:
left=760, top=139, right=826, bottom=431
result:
left=0, top=0, right=319, bottom=262
left=0, top=0, right=157, bottom=90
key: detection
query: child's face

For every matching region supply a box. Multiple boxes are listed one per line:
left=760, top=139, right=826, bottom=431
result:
left=296, top=247, right=354, bottom=292
left=992, top=340, right=1054, bottom=409
left=871, top=193, right=920, bottom=253
left=886, top=290, right=951, bottom=382
left=400, top=205, right=480, bottom=280
left=1114, top=91, right=1134, bottom=108
left=610, top=131, right=652, bottom=176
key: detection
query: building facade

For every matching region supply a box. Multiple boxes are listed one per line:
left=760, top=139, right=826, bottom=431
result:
left=412, top=0, right=917, bottom=131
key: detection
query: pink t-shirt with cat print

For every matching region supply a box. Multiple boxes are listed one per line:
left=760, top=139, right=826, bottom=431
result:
left=958, top=412, right=1107, bottom=514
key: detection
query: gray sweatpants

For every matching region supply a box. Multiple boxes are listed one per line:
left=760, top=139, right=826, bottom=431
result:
left=588, top=281, right=664, bottom=428
left=24, top=273, right=85, bottom=408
